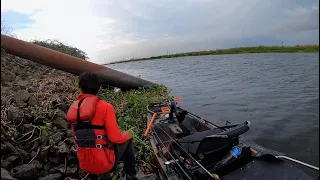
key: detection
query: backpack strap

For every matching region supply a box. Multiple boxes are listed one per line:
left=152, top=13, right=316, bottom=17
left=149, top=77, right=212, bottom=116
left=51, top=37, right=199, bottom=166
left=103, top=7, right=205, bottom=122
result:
left=74, top=98, right=114, bottom=150
left=75, top=98, right=105, bottom=130
left=77, top=98, right=85, bottom=124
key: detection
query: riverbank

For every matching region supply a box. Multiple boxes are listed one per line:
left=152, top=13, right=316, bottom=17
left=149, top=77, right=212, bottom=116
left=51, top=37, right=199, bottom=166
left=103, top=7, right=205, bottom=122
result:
left=107, top=45, right=319, bottom=65
left=1, top=50, right=170, bottom=180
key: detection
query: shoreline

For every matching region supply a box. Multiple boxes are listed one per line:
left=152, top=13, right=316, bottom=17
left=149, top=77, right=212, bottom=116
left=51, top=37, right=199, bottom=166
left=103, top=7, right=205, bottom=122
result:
left=106, top=45, right=319, bottom=65
left=1, top=51, right=170, bottom=180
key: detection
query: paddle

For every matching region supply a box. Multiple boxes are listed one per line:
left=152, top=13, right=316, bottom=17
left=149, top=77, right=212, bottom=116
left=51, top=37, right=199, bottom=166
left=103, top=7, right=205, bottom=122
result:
left=144, top=106, right=170, bottom=136
left=144, top=97, right=182, bottom=136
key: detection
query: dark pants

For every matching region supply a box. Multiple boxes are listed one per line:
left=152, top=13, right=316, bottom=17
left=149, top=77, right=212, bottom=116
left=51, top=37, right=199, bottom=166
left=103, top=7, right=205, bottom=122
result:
left=114, top=139, right=136, bottom=177
left=89, top=139, right=136, bottom=179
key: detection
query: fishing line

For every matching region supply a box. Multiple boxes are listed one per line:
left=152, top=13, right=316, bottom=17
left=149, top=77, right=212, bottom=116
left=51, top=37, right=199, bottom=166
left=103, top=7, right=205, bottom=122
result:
left=147, top=103, right=194, bottom=179
left=147, top=102, right=219, bottom=179
left=151, top=128, right=194, bottom=180
left=155, top=125, right=219, bottom=180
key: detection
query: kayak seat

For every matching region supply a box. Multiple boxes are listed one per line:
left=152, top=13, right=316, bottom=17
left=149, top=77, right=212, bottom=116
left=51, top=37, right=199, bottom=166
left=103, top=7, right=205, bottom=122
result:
left=178, top=121, right=250, bottom=167
left=176, top=109, right=188, bottom=123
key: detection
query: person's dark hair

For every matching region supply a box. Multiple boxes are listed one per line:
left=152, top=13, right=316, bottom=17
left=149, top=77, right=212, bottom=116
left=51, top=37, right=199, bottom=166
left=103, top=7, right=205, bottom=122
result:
left=78, top=72, right=101, bottom=95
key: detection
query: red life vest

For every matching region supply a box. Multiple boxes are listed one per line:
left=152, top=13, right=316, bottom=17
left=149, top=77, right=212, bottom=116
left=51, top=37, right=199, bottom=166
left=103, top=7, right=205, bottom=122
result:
left=67, top=95, right=115, bottom=174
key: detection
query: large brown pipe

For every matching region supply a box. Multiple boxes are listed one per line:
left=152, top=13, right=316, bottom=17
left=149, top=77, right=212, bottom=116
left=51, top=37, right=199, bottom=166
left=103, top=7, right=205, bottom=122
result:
left=1, top=34, right=156, bottom=90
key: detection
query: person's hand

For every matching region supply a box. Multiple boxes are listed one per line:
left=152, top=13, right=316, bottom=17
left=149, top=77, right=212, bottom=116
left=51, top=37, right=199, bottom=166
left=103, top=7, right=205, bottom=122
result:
left=124, top=131, right=133, bottom=140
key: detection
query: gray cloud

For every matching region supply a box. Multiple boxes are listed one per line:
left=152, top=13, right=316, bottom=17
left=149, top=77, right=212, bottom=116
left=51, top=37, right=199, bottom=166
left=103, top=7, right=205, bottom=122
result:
left=90, top=0, right=319, bottom=63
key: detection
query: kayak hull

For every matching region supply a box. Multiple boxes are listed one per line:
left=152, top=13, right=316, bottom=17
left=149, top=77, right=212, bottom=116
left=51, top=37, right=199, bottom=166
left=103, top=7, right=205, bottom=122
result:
left=146, top=102, right=317, bottom=180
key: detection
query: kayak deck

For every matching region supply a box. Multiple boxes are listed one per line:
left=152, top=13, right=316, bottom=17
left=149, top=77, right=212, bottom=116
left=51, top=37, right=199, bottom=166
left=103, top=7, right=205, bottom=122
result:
left=146, top=102, right=318, bottom=180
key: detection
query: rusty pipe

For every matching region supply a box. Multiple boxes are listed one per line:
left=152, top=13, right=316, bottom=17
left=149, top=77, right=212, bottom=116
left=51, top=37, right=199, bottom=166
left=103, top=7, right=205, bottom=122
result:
left=1, top=34, right=156, bottom=90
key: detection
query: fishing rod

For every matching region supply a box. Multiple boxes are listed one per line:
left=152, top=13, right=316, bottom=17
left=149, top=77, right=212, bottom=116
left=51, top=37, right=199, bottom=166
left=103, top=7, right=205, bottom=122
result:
left=154, top=125, right=220, bottom=180
left=146, top=101, right=219, bottom=179
left=151, top=128, right=195, bottom=180
left=147, top=100, right=320, bottom=180
left=187, top=107, right=320, bottom=172
left=275, top=156, right=319, bottom=171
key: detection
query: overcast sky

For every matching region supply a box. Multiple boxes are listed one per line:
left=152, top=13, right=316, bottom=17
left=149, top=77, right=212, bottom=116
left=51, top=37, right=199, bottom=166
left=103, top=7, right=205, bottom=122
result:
left=1, top=0, right=319, bottom=64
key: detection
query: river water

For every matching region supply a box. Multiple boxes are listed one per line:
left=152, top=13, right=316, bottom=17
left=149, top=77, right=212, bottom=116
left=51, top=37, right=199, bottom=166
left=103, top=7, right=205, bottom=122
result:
left=108, top=53, right=319, bottom=177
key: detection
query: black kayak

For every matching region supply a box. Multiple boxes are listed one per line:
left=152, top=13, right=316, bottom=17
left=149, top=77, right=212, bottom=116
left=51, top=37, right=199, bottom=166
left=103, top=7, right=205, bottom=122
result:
left=145, top=100, right=319, bottom=180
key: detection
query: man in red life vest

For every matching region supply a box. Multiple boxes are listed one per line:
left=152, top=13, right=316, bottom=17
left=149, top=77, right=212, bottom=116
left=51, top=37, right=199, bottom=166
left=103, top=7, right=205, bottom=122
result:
left=66, top=72, right=137, bottom=180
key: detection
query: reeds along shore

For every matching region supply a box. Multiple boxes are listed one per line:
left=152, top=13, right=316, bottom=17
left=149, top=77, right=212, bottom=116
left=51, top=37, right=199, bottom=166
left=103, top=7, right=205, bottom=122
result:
left=108, top=45, right=319, bottom=64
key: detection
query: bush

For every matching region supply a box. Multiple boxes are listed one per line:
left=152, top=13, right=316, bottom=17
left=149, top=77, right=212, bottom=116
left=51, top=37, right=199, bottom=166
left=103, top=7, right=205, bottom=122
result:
left=32, top=39, right=89, bottom=60
left=1, top=21, right=16, bottom=38
left=1, top=21, right=88, bottom=60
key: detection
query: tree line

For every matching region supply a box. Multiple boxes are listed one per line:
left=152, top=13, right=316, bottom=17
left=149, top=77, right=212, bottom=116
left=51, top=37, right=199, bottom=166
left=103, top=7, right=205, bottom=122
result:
left=1, top=21, right=88, bottom=60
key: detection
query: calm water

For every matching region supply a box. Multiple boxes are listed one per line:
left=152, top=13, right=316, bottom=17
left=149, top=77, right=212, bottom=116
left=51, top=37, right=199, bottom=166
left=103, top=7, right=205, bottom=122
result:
left=108, top=53, right=319, bottom=177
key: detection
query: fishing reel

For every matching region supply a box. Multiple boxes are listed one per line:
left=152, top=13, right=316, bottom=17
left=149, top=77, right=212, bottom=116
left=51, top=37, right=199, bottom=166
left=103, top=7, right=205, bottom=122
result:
left=167, top=97, right=183, bottom=123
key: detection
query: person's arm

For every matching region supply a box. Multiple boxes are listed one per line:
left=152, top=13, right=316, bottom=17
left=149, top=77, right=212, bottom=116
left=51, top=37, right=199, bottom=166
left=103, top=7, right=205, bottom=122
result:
left=104, top=103, right=132, bottom=144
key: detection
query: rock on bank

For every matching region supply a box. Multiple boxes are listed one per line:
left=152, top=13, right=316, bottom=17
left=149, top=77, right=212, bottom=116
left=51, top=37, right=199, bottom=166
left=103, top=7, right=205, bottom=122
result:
left=1, top=49, right=87, bottom=179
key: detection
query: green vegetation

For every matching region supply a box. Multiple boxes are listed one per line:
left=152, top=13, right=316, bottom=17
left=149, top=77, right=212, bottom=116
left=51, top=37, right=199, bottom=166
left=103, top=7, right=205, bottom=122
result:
left=32, top=40, right=89, bottom=60
left=1, top=22, right=88, bottom=60
left=98, top=85, right=172, bottom=178
left=101, top=85, right=171, bottom=156
left=108, top=45, right=319, bottom=64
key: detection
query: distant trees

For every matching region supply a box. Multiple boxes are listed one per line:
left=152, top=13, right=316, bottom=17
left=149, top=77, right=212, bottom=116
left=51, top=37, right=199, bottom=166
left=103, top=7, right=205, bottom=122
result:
left=1, top=21, right=16, bottom=38
left=32, top=40, right=89, bottom=60
left=1, top=21, right=88, bottom=60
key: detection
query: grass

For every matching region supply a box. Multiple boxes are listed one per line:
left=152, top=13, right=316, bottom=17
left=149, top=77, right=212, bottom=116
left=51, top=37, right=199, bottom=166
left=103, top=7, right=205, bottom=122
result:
left=107, top=45, right=319, bottom=65
left=98, top=84, right=172, bottom=179
left=100, top=85, right=171, bottom=161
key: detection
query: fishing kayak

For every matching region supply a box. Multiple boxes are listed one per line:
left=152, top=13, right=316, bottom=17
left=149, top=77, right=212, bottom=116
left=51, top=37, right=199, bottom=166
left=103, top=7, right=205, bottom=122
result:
left=144, top=100, right=319, bottom=180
